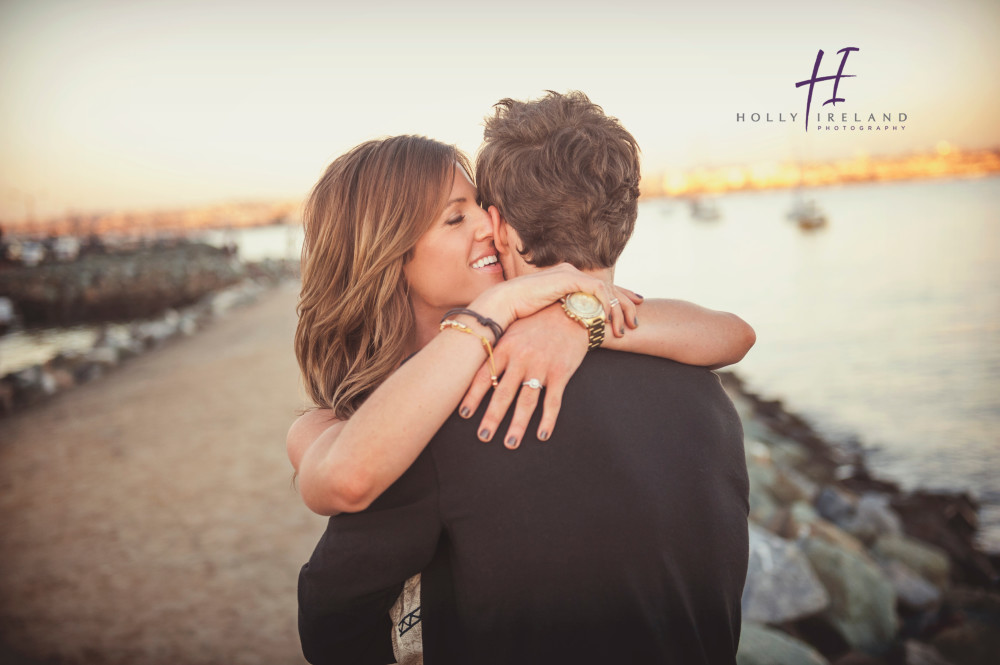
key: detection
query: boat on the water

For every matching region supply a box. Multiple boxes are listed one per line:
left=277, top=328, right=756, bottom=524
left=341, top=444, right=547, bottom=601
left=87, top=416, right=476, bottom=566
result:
left=689, top=197, right=721, bottom=221
left=788, top=198, right=827, bottom=230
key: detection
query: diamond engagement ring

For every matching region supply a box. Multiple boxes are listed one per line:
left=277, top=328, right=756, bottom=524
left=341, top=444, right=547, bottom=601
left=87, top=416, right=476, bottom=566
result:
left=609, top=297, right=620, bottom=308
left=522, top=378, right=544, bottom=390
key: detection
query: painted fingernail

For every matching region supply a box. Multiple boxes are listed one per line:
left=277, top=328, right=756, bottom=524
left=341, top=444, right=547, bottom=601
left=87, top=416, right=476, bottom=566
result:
left=539, top=430, right=549, bottom=441
left=634, top=292, right=644, bottom=299
left=479, top=428, right=491, bottom=441
left=633, top=316, right=639, bottom=326
left=460, top=406, right=470, bottom=418
left=505, top=436, right=519, bottom=449
left=619, top=326, right=625, bottom=335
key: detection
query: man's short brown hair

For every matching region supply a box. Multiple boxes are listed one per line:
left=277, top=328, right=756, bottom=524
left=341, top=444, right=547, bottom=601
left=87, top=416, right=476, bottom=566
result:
left=476, top=90, right=641, bottom=270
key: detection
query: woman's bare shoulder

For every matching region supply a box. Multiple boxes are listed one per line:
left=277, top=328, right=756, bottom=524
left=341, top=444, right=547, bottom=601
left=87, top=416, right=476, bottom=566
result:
left=286, top=408, right=344, bottom=473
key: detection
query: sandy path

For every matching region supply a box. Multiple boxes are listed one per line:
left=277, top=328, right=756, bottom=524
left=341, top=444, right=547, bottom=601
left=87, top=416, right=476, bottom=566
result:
left=0, top=281, right=328, bottom=665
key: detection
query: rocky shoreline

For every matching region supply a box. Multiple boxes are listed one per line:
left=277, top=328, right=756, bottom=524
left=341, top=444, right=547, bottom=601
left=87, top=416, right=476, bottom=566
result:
left=0, top=256, right=298, bottom=416
left=720, top=372, right=1000, bottom=665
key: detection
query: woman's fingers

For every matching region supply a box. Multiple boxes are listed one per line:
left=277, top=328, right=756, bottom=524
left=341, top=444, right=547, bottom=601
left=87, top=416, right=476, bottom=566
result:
left=501, top=380, right=543, bottom=449
left=614, top=286, right=639, bottom=329
left=477, top=365, right=523, bottom=443
left=618, top=286, right=644, bottom=304
left=598, top=281, right=627, bottom=338
left=535, top=378, right=565, bottom=443
left=459, top=343, right=509, bottom=418
left=460, top=361, right=497, bottom=419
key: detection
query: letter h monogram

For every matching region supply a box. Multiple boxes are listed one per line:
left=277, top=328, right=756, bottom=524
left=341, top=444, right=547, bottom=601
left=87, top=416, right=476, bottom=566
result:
left=795, top=47, right=859, bottom=131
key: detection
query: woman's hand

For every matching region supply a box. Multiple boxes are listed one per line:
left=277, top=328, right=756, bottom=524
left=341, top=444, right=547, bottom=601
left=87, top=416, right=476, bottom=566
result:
left=468, top=263, right=622, bottom=332
left=459, top=304, right=586, bottom=449
left=458, top=286, right=642, bottom=449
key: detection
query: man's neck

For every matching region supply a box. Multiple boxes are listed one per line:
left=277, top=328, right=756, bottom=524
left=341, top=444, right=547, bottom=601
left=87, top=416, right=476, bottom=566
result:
left=514, top=262, right=614, bottom=285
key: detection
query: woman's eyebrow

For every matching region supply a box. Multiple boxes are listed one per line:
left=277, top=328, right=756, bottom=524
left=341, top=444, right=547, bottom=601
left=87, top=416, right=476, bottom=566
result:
left=445, top=197, right=467, bottom=207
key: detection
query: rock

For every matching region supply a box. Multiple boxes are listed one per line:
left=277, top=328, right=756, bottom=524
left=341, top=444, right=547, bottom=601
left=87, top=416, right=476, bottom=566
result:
left=816, top=486, right=858, bottom=526
left=737, top=622, right=829, bottom=665
left=829, top=652, right=885, bottom=665
left=72, top=362, right=105, bottom=384
left=179, top=312, right=199, bottom=336
left=880, top=560, right=941, bottom=611
left=801, top=536, right=897, bottom=653
left=750, top=483, right=781, bottom=526
left=0, top=379, right=14, bottom=413
left=890, top=492, right=998, bottom=587
left=84, top=346, right=120, bottom=366
left=0, top=242, right=245, bottom=326
left=806, top=519, right=867, bottom=555
left=792, top=501, right=821, bottom=526
left=873, top=534, right=950, bottom=589
left=743, top=524, right=830, bottom=624
left=902, top=639, right=954, bottom=665
left=773, top=466, right=820, bottom=505
left=841, top=493, right=903, bottom=544
left=931, top=620, right=1000, bottom=665
left=770, top=437, right=812, bottom=471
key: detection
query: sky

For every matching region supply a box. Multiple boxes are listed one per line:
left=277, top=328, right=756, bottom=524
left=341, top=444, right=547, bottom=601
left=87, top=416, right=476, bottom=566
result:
left=1, top=0, right=999, bottom=219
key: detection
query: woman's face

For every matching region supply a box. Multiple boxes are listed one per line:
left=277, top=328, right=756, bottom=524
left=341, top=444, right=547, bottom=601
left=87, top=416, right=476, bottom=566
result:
left=404, top=166, right=503, bottom=313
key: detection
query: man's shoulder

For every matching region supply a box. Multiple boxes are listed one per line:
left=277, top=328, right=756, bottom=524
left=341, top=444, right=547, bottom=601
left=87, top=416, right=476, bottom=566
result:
left=579, top=348, right=726, bottom=391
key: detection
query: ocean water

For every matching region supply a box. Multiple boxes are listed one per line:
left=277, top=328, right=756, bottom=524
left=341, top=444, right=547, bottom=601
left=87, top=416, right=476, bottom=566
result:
left=615, top=177, right=1000, bottom=553
left=5, top=177, right=998, bottom=551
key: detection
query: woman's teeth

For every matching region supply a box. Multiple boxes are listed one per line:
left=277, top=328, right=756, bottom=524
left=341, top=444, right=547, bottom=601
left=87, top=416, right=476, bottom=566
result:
left=472, top=255, right=498, bottom=269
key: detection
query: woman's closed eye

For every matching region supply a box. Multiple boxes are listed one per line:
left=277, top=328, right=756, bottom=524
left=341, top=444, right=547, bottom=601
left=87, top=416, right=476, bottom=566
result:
left=446, top=214, right=465, bottom=226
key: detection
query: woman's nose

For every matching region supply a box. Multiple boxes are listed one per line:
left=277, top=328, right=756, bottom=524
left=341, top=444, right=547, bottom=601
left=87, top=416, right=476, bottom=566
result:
left=473, top=209, right=493, bottom=241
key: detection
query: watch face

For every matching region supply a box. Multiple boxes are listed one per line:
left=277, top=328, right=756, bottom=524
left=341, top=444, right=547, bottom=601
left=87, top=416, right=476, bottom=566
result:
left=566, top=292, right=603, bottom=318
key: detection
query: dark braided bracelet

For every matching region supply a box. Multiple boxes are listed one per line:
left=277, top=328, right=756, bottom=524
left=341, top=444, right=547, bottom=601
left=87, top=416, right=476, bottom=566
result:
left=441, top=308, right=504, bottom=343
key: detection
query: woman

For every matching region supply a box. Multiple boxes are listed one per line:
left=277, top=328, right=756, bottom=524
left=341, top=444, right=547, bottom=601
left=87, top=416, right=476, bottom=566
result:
left=288, top=134, right=753, bottom=517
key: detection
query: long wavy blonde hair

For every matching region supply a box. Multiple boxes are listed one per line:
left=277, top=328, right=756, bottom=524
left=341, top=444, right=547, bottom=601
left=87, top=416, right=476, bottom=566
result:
left=296, top=136, right=472, bottom=418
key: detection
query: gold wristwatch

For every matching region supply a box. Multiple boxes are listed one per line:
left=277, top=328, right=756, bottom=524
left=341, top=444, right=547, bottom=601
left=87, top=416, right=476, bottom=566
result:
left=561, top=292, right=606, bottom=349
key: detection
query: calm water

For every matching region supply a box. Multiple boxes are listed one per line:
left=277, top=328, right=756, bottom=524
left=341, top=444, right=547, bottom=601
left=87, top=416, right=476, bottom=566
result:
left=5, top=178, right=999, bottom=550
left=615, top=177, right=1000, bottom=552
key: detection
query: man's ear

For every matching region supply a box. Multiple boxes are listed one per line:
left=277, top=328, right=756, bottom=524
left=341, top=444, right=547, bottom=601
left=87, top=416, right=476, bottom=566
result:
left=488, top=206, right=512, bottom=256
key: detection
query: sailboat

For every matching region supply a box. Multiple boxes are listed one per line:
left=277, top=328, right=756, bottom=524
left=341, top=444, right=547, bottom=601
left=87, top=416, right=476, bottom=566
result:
left=787, top=195, right=827, bottom=230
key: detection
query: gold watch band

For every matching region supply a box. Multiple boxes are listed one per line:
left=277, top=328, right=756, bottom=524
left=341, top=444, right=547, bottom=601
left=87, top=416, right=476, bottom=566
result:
left=586, top=322, right=605, bottom=349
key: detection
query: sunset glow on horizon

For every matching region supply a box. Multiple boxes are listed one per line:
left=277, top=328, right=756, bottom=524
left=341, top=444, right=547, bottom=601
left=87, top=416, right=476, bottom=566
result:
left=2, top=0, right=998, bottom=221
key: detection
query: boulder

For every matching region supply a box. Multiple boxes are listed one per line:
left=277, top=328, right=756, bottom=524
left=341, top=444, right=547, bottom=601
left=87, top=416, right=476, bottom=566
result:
left=815, top=486, right=858, bottom=526
left=806, top=519, right=867, bottom=556
left=769, top=437, right=812, bottom=471
left=772, top=466, right=820, bottom=505
left=879, top=560, right=941, bottom=611
left=802, top=536, right=897, bottom=652
left=841, top=493, right=902, bottom=544
left=737, top=622, right=829, bottom=665
left=902, top=640, right=954, bottom=665
left=873, top=534, right=950, bottom=589
left=932, top=620, right=1000, bottom=665
left=743, top=524, right=829, bottom=624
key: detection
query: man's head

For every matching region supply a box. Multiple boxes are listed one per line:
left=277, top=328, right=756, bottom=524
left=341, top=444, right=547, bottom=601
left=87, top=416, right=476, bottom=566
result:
left=476, top=90, right=641, bottom=277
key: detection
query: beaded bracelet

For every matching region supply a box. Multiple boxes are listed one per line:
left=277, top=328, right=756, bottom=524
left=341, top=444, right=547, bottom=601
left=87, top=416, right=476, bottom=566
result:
left=441, top=308, right=504, bottom=343
left=440, top=319, right=499, bottom=387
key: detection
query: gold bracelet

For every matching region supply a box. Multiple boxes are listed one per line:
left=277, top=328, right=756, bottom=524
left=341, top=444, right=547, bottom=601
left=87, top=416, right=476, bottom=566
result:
left=440, top=318, right=499, bottom=387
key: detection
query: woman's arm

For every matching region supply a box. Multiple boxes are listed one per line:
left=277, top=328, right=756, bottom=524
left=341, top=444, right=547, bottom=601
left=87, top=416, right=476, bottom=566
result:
left=601, top=297, right=756, bottom=369
left=289, top=264, right=616, bottom=516
left=458, top=296, right=755, bottom=447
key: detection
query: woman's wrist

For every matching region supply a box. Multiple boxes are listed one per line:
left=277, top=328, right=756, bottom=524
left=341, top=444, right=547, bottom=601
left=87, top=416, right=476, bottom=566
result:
left=441, top=308, right=504, bottom=343
left=467, top=287, right=515, bottom=331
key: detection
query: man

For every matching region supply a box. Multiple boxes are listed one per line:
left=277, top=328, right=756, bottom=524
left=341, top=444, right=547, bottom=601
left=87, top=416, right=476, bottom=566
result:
left=299, top=91, right=750, bottom=664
